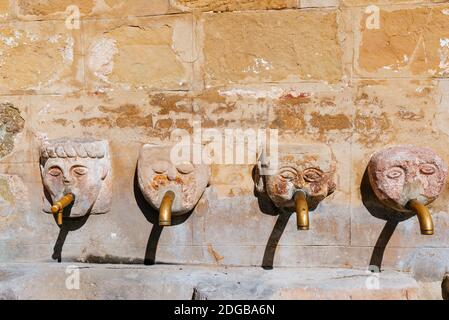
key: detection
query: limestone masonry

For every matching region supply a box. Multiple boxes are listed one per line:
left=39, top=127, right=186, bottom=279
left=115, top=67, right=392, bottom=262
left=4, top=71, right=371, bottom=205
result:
left=0, top=0, right=449, bottom=299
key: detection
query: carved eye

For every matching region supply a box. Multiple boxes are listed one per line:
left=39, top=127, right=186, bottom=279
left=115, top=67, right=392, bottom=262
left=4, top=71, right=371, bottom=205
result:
left=280, top=170, right=296, bottom=180
left=176, top=162, right=194, bottom=174
left=152, top=161, right=169, bottom=174
left=420, top=163, right=437, bottom=175
left=72, top=166, right=88, bottom=176
left=303, top=168, right=323, bottom=182
left=48, top=167, right=62, bottom=177
left=386, top=167, right=404, bottom=179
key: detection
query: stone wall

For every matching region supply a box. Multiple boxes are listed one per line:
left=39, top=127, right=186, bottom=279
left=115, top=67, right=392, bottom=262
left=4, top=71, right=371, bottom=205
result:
left=0, top=0, right=448, bottom=281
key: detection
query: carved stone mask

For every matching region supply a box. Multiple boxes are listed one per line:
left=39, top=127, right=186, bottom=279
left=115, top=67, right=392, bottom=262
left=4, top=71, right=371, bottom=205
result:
left=256, top=144, right=336, bottom=209
left=137, top=144, right=210, bottom=215
left=40, top=139, right=112, bottom=217
left=368, top=145, right=448, bottom=212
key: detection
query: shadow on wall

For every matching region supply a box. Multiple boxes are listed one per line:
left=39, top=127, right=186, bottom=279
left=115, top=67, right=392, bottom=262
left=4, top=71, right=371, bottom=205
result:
left=133, top=167, right=192, bottom=265
left=360, top=168, right=412, bottom=273
left=52, top=215, right=89, bottom=263
left=442, top=274, right=449, bottom=300
left=252, top=166, right=321, bottom=270
left=46, top=182, right=91, bottom=262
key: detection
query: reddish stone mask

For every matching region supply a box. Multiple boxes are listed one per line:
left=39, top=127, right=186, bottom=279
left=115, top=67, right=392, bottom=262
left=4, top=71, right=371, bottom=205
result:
left=137, top=144, right=210, bottom=215
left=368, top=145, right=448, bottom=212
left=255, top=144, right=336, bottom=210
left=40, top=139, right=112, bottom=217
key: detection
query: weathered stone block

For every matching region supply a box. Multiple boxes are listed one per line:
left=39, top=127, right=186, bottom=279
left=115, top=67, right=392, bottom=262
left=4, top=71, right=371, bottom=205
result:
left=15, top=0, right=178, bottom=20
left=255, top=144, right=336, bottom=226
left=29, top=92, right=194, bottom=142
left=343, top=0, right=447, bottom=6
left=0, top=103, right=24, bottom=159
left=0, top=21, right=82, bottom=94
left=267, top=86, right=353, bottom=142
left=194, top=87, right=269, bottom=129
left=173, top=0, right=298, bottom=12
left=0, top=174, right=30, bottom=234
left=84, top=16, right=194, bottom=92
left=40, top=139, right=112, bottom=219
left=300, top=0, right=338, bottom=8
left=368, top=145, right=447, bottom=213
left=356, top=5, right=449, bottom=78
left=201, top=10, right=343, bottom=85
left=0, top=0, right=10, bottom=20
left=137, top=143, right=211, bottom=216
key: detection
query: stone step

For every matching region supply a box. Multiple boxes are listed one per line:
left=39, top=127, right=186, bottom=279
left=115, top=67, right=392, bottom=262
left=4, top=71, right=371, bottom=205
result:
left=0, top=263, right=439, bottom=300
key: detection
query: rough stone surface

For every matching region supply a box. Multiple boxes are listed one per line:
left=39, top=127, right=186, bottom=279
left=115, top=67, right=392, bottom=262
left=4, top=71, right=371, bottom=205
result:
left=0, top=1, right=10, bottom=20
left=40, top=139, right=112, bottom=217
left=84, top=15, right=194, bottom=92
left=0, top=174, right=30, bottom=231
left=137, top=143, right=210, bottom=215
left=0, top=103, right=24, bottom=159
left=0, top=0, right=449, bottom=289
left=367, top=145, right=448, bottom=212
left=15, top=0, right=179, bottom=19
left=255, top=144, right=336, bottom=210
left=202, top=10, right=342, bottom=85
left=0, top=263, right=439, bottom=300
left=173, top=0, right=298, bottom=11
left=0, top=20, right=81, bottom=94
left=356, top=5, right=449, bottom=78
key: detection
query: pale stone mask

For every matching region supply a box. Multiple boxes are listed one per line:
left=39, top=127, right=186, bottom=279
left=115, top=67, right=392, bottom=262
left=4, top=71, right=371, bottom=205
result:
left=137, top=144, right=210, bottom=215
left=256, top=144, right=336, bottom=209
left=40, top=139, right=112, bottom=217
left=368, top=145, right=448, bottom=212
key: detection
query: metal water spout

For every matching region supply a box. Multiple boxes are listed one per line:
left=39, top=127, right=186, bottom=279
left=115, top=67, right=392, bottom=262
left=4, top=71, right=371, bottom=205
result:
left=159, top=190, right=175, bottom=226
left=407, top=199, right=434, bottom=235
left=294, top=191, right=309, bottom=230
left=50, top=193, right=74, bottom=226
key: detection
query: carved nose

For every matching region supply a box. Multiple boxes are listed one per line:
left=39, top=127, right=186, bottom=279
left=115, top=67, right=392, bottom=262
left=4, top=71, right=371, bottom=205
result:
left=63, top=175, right=72, bottom=185
left=293, top=177, right=305, bottom=190
left=166, top=167, right=177, bottom=181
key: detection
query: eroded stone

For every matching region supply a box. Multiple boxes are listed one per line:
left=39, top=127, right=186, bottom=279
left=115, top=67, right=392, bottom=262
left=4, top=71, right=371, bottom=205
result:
left=0, top=1, right=10, bottom=20
left=202, top=10, right=342, bottom=85
left=0, top=174, right=30, bottom=225
left=137, top=143, right=210, bottom=215
left=367, top=145, right=448, bottom=212
left=16, top=0, right=176, bottom=19
left=84, top=15, right=194, bottom=92
left=40, top=139, right=112, bottom=217
left=173, top=0, right=298, bottom=11
left=255, top=144, right=336, bottom=210
left=0, top=103, right=25, bottom=159
left=0, top=21, right=81, bottom=93
left=357, top=5, right=449, bottom=77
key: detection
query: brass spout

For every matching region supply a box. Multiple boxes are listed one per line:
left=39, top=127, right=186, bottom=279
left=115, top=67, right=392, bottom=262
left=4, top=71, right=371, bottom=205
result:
left=294, top=191, right=309, bottom=230
left=407, top=199, right=434, bottom=235
left=159, top=191, right=175, bottom=226
left=51, top=193, right=74, bottom=226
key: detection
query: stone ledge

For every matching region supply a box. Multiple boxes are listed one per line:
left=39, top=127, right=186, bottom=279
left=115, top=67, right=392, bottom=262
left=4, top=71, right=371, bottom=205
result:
left=0, top=263, right=438, bottom=299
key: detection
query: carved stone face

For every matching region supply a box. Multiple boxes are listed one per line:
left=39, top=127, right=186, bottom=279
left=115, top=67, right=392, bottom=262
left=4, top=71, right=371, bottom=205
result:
left=256, top=144, right=336, bottom=209
left=137, top=144, right=210, bottom=215
left=40, top=139, right=111, bottom=217
left=368, top=145, right=448, bottom=212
